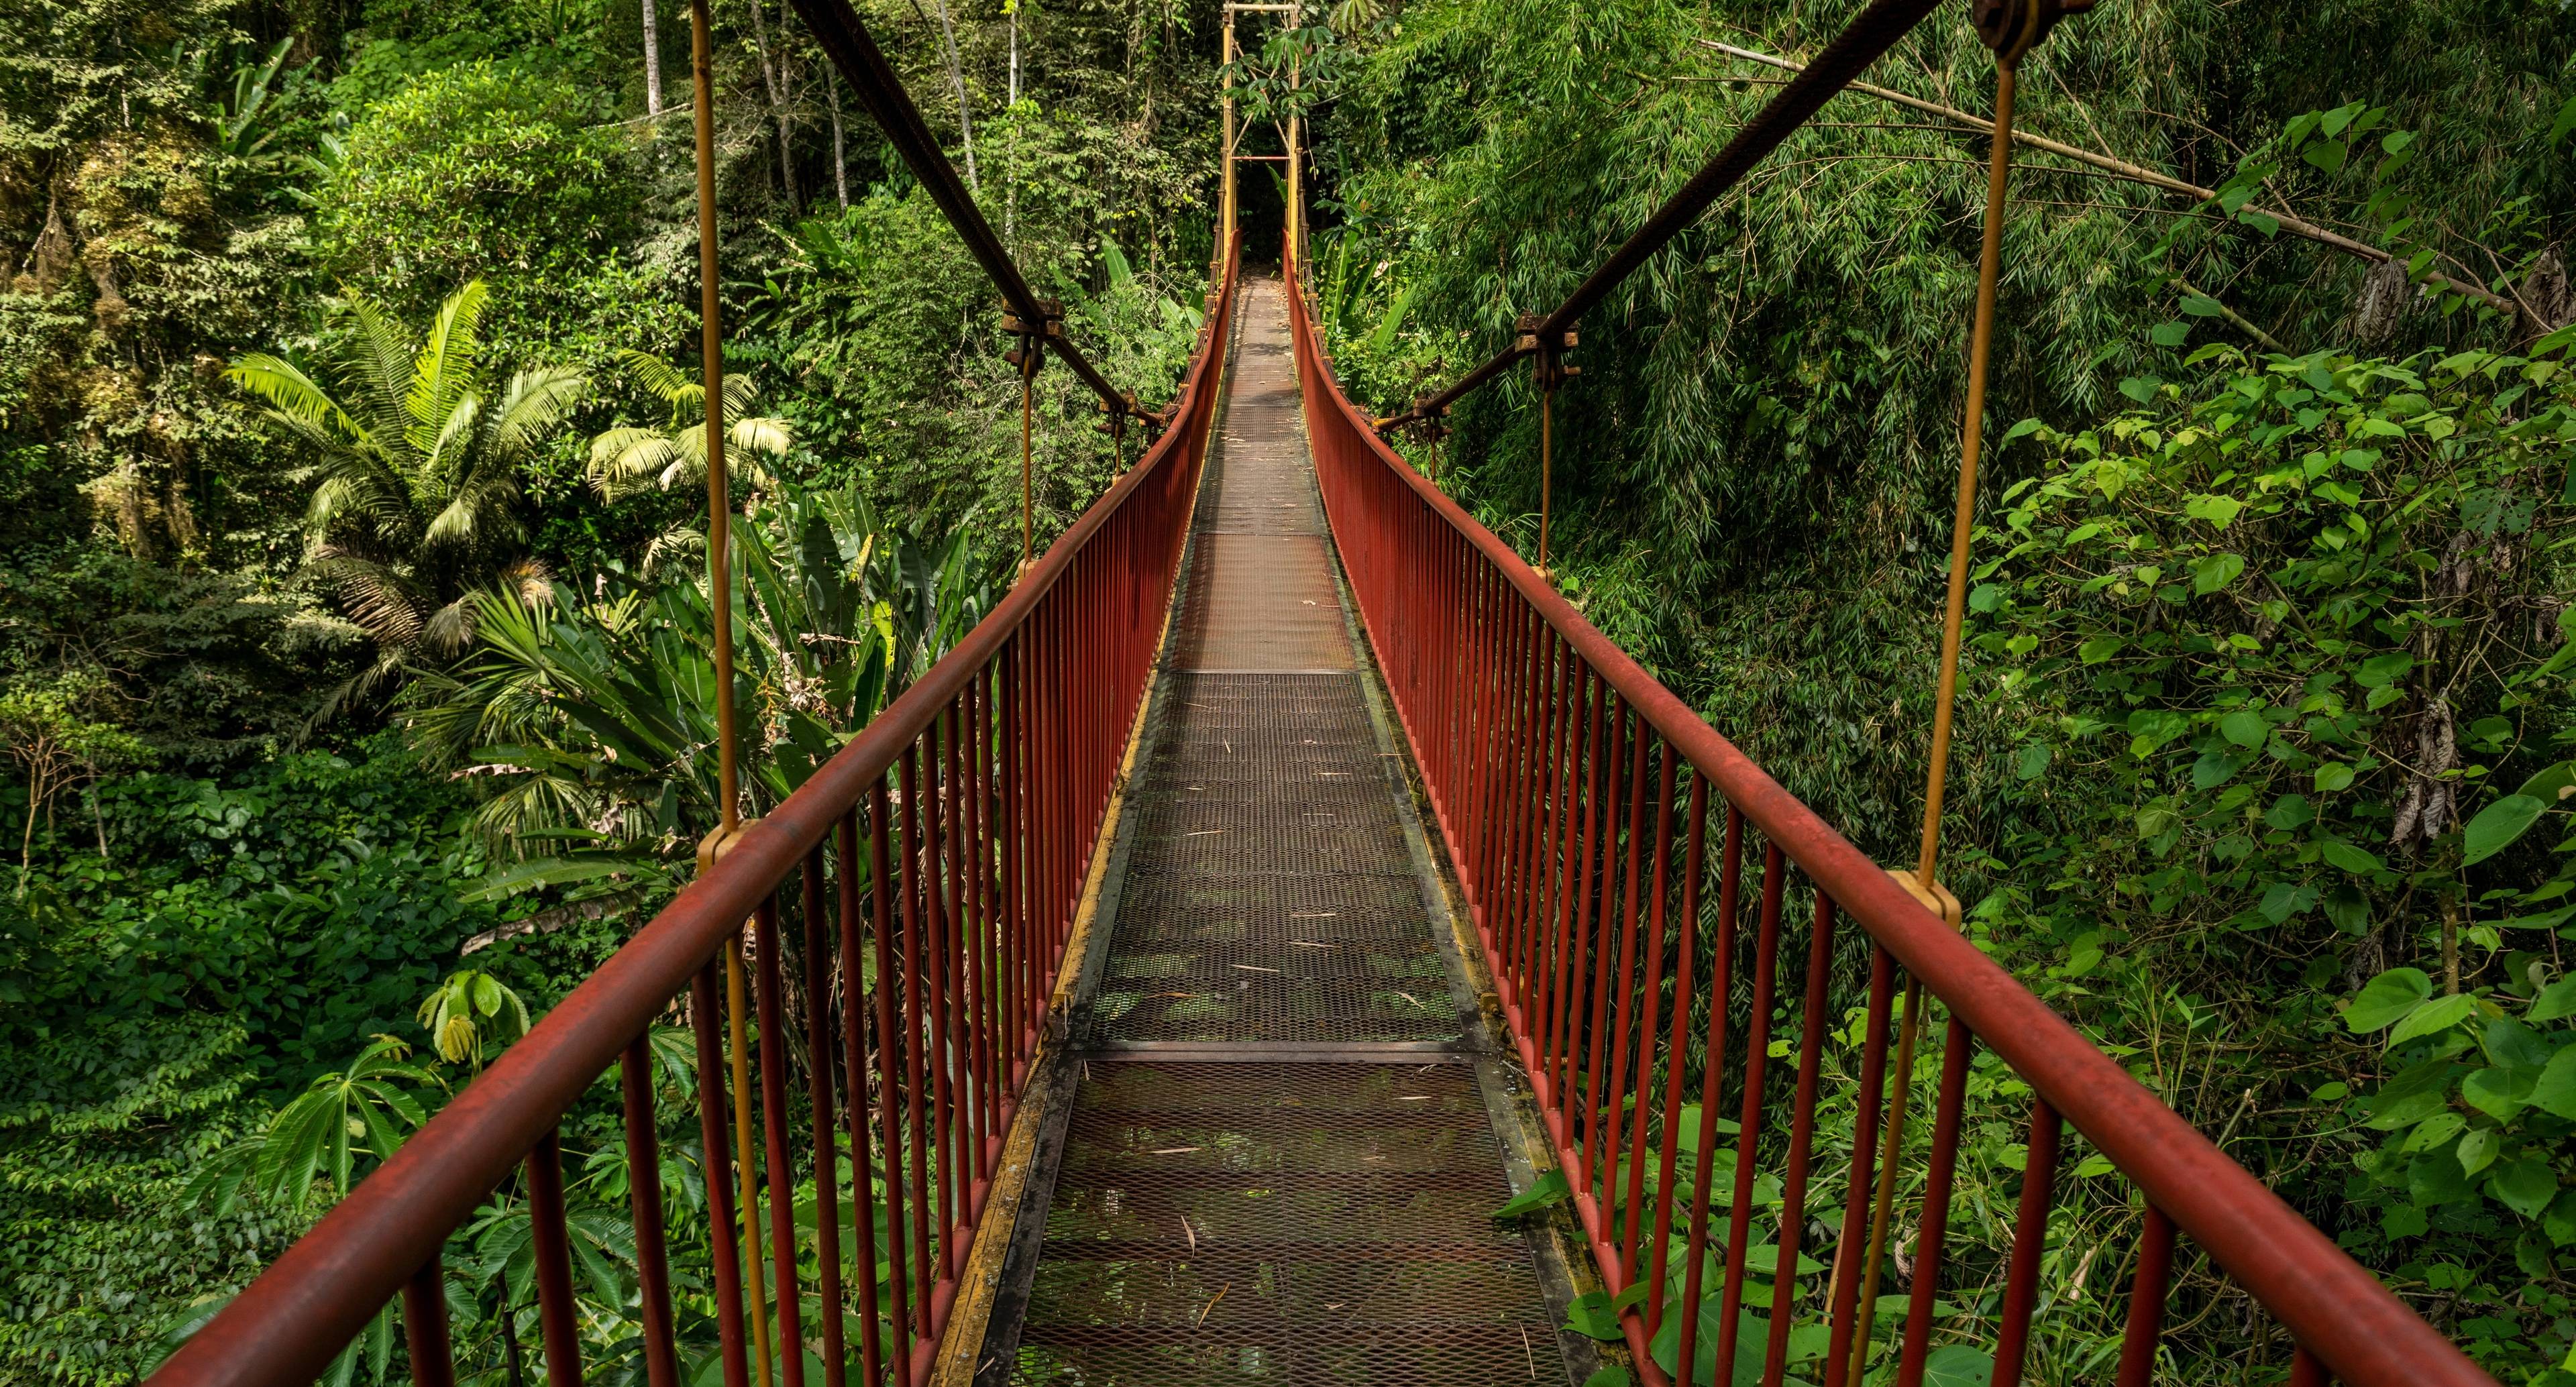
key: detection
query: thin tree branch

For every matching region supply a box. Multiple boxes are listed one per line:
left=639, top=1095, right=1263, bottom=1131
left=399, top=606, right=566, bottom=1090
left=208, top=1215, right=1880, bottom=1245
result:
left=1695, top=39, right=2514, bottom=313
left=2173, top=276, right=2290, bottom=353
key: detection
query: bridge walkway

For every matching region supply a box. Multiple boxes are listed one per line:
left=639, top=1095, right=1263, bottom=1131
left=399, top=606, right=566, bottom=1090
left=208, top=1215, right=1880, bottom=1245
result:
left=979, top=276, right=1587, bottom=1386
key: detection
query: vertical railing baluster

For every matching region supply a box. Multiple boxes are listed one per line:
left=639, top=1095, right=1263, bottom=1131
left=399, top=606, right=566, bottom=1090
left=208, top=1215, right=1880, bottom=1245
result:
left=924, top=712, right=959, bottom=1260
left=1545, top=668, right=1601, bottom=1133
left=1715, top=841, right=1786, bottom=1376
left=1895, top=1017, right=1974, bottom=1387
left=2290, top=1343, right=2332, bottom=1387
left=1670, top=799, right=1736, bottom=1386
left=1568, top=691, right=1619, bottom=1172
left=691, top=958, right=753, bottom=1387
left=1521, top=643, right=1565, bottom=1085
left=402, top=1254, right=458, bottom=1387
left=969, top=669, right=1001, bottom=1136
left=1990, top=1099, right=2064, bottom=1387
left=1822, top=944, right=1896, bottom=1387
left=800, top=850, right=847, bottom=1387
left=835, top=812, right=888, bottom=1387
left=753, top=899, right=806, bottom=1387
left=2115, top=1203, right=2177, bottom=1387
left=938, top=699, right=979, bottom=1198
left=1618, top=742, right=1677, bottom=1292
left=524, top=1127, right=583, bottom=1387
left=622, top=1034, right=681, bottom=1387
left=1498, top=610, right=1544, bottom=1011
left=1760, top=892, right=1839, bottom=1382
left=1595, top=718, right=1652, bottom=1265
left=895, top=751, right=934, bottom=1333
left=869, top=783, right=918, bottom=1368
left=1647, top=781, right=1713, bottom=1343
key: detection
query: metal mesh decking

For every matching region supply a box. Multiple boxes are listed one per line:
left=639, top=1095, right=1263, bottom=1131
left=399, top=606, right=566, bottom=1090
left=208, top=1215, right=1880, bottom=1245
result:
left=993, top=278, right=1568, bottom=1386
left=1011, top=1064, right=1555, bottom=1386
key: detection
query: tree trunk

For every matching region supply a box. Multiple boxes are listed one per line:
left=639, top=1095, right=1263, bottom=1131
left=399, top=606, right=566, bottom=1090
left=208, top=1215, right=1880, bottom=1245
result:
left=641, top=0, right=663, bottom=115
left=1005, top=0, right=1019, bottom=245
left=826, top=72, right=849, bottom=209
left=747, top=0, right=798, bottom=207
left=926, top=0, right=977, bottom=190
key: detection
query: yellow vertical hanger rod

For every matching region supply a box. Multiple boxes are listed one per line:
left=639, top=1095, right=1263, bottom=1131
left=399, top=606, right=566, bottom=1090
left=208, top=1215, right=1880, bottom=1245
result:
left=687, top=3, right=771, bottom=1383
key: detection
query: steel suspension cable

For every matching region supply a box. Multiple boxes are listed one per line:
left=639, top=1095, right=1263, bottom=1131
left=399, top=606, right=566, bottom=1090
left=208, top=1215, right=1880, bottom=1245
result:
left=1381, top=0, right=1948, bottom=434
left=786, top=0, right=1146, bottom=429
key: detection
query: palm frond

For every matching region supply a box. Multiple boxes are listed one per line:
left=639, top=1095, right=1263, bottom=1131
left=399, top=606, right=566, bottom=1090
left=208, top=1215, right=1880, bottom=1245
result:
left=423, top=596, right=480, bottom=658
left=227, top=353, right=363, bottom=441
left=308, top=553, right=429, bottom=651
left=588, top=430, right=684, bottom=498
left=334, top=293, right=423, bottom=446
left=407, top=280, right=490, bottom=440
left=419, top=393, right=484, bottom=492
left=731, top=414, right=794, bottom=459
left=423, top=471, right=523, bottom=553
left=616, top=349, right=697, bottom=404
left=716, top=373, right=764, bottom=419
left=491, top=368, right=590, bottom=460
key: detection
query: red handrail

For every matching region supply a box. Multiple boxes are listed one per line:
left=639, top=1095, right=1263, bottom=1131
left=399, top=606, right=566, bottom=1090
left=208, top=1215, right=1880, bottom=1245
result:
left=1282, top=258, right=2489, bottom=1387
left=150, top=236, right=1241, bottom=1387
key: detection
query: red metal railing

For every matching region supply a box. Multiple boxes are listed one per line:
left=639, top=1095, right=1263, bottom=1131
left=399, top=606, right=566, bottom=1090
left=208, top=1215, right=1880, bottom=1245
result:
left=1283, top=259, right=2491, bottom=1387
left=148, top=236, right=1238, bottom=1387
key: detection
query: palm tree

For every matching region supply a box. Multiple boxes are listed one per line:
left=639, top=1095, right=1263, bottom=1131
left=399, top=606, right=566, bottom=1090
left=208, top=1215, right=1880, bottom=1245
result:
left=587, top=349, right=791, bottom=500
left=227, top=280, right=587, bottom=714
left=406, top=482, right=998, bottom=894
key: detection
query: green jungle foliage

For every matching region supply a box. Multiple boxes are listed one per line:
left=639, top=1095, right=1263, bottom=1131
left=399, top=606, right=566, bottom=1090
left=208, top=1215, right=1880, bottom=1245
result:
left=1, top=0, right=2571, bottom=1380
left=0, top=0, right=1222, bottom=1379
left=1303, top=0, right=2576, bottom=1380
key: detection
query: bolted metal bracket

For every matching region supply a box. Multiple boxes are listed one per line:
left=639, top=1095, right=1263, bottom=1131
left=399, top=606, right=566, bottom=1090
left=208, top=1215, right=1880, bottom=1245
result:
left=1516, top=313, right=1580, bottom=392
left=1372, top=394, right=1450, bottom=444
left=1094, top=390, right=1142, bottom=443
left=1002, top=297, right=1067, bottom=380
left=1972, top=0, right=2090, bottom=62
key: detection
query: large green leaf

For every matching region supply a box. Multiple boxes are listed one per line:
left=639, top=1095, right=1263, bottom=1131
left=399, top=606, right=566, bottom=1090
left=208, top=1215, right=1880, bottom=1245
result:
left=2345, top=968, right=2432, bottom=1032
left=2531, top=1047, right=2576, bottom=1120
left=1562, top=1290, right=1623, bottom=1341
left=1646, top=1293, right=1766, bottom=1385
left=2387, top=993, right=2477, bottom=1046
left=2463, top=795, right=2548, bottom=865
left=1493, top=1168, right=1570, bottom=1219
left=1923, top=1344, right=1995, bottom=1387
left=2489, top=1159, right=2560, bottom=1219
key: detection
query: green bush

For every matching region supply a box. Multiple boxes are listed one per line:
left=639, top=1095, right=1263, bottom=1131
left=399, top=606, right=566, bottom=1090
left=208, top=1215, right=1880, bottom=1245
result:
left=318, top=60, right=637, bottom=329
left=1974, top=333, right=2576, bottom=1378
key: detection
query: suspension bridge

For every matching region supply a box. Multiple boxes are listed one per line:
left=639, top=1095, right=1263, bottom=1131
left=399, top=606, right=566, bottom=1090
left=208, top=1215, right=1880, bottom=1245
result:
left=146, top=0, right=2500, bottom=1384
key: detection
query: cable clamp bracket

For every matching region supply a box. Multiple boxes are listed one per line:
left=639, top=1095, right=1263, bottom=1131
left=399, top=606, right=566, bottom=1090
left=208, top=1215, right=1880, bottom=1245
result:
left=1095, top=390, right=1141, bottom=442
left=1002, top=297, right=1065, bottom=379
left=1882, top=866, right=1964, bottom=930
left=1517, top=313, right=1580, bottom=392
left=695, top=817, right=762, bottom=875
left=1973, top=0, right=2090, bottom=62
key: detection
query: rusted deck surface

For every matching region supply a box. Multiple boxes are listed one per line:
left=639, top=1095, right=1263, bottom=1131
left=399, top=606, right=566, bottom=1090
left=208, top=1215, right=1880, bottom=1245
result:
left=989, top=278, right=1573, bottom=1386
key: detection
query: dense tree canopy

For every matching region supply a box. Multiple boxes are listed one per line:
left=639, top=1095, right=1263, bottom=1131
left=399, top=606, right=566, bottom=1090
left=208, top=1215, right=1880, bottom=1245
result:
left=0, top=0, right=2568, bottom=1381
